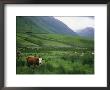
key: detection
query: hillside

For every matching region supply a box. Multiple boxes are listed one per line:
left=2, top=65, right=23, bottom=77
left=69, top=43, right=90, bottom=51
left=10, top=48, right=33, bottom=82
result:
left=17, top=33, right=94, bottom=49
left=16, top=16, right=77, bottom=35
left=76, top=27, right=94, bottom=39
left=16, top=16, right=94, bottom=49
left=16, top=16, right=94, bottom=74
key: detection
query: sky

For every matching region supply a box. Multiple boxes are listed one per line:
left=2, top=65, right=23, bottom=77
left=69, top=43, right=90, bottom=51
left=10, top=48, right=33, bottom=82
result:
left=54, top=16, right=94, bottom=32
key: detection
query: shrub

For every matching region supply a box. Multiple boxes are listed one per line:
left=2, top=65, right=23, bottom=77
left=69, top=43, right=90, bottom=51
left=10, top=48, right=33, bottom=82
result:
left=16, top=60, right=26, bottom=66
left=61, top=54, right=79, bottom=63
left=81, top=54, right=94, bottom=66
left=57, top=64, right=66, bottom=74
left=16, top=66, right=34, bottom=74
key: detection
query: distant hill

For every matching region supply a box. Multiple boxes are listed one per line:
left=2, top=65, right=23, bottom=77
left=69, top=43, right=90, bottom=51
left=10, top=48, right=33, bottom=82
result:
left=16, top=16, right=94, bottom=50
left=76, top=27, right=94, bottom=39
left=16, top=16, right=77, bottom=35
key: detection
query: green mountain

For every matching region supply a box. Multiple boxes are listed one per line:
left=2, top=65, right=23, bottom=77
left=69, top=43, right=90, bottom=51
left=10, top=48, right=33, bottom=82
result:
left=76, top=27, right=94, bottom=39
left=16, top=16, right=94, bottom=49
left=16, top=16, right=94, bottom=74
left=16, top=16, right=77, bottom=35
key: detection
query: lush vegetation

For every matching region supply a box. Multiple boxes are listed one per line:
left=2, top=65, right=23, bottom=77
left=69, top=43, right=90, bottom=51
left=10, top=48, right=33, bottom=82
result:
left=16, top=16, right=94, bottom=74
left=16, top=33, right=94, bottom=74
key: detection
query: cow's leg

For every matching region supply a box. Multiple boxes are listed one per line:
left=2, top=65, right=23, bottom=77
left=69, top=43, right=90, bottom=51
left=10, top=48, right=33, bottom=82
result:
left=28, top=64, right=30, bottom=67
left=36, top=62, right=39, bottom=66
left=27, top=62, right=30, bottom=67
left=34, top=64, right=36, bottom=67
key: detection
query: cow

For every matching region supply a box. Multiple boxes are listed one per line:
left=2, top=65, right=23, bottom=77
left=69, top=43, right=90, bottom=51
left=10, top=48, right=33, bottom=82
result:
left=26, top=56, right=42, bottom=67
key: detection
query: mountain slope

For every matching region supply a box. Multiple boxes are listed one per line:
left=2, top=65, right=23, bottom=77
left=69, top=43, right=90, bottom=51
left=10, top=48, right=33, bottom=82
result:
left=76, top=27, right=94, bottom=39
left=16, top=16, right=77, bottom=35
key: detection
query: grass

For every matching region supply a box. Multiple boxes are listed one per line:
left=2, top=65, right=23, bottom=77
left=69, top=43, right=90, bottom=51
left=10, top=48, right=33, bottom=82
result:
left=16, top=16, right=94, bottom=74
left=16, top=45, right=94, bottom=74
left=16, top=29, right=94, bottom=74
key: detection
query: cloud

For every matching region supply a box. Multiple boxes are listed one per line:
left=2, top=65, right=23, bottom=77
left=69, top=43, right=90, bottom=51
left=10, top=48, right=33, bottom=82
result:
left=54, top=16, right=94, bottom=31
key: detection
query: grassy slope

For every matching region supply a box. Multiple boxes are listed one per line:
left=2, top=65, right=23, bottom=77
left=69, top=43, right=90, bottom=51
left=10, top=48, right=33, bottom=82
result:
left=16, top=16, right=94, bottom=74
left=16, top=16, right=51, bottom=34
left=17, top=33, right=94, bottom=48
left=16, top=33, right=94, bottom=74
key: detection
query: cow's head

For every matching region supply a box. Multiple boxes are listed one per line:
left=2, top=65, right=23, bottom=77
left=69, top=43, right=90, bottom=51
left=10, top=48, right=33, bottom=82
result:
left=39, top=58, right=42, bottom=64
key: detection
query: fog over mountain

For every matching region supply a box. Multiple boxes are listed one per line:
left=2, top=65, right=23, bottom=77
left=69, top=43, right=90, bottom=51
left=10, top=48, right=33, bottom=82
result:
left=16, top=16, right=94, bottom=39
left=76, top=27, right=94, bottom=39
left=54, top=16, right=94, bottom=31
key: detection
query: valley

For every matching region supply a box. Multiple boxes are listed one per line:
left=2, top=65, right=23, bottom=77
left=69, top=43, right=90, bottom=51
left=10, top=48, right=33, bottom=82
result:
left=16, top=16, right=94, bottom=74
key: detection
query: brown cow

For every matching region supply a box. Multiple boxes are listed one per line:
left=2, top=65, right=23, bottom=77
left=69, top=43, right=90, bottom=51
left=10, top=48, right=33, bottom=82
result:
left=26, top=56, right=42, bottom=67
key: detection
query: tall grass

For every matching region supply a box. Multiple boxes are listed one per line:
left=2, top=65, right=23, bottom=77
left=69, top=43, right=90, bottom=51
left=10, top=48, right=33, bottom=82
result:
left=16, top=49, right=94, bottom=74
left=16, top=33, right=94, bottom=74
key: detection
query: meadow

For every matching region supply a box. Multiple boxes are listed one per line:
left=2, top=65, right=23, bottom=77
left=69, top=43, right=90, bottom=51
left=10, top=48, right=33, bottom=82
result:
left=16, top=33, right=94, bottom=74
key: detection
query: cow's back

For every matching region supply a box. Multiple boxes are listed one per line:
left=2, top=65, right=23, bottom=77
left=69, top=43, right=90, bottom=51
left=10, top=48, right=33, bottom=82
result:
left=26, top=56, right=39, bottom=66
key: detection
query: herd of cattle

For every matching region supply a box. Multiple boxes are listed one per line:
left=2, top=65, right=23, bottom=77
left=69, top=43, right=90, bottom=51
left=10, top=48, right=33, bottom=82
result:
left=17, top=51, right=43, bottom=67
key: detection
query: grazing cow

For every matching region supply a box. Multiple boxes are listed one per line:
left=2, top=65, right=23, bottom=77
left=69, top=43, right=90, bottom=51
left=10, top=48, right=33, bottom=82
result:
left=26, top=56, right=42, bottom=67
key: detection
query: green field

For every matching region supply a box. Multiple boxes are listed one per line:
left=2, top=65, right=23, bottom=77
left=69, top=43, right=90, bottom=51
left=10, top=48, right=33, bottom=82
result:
left=16, top=33, right=94, bottom=74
